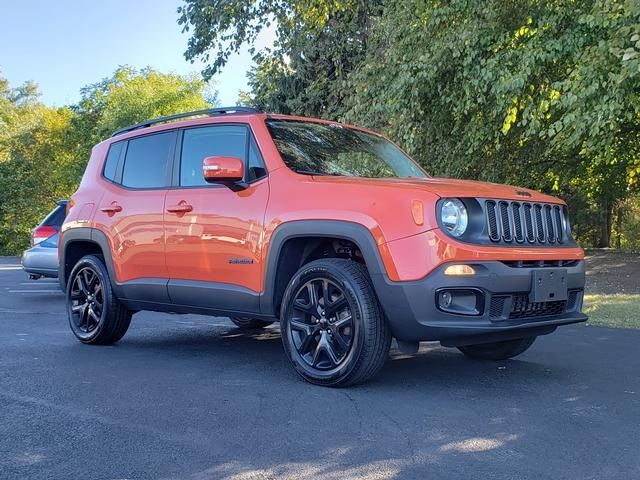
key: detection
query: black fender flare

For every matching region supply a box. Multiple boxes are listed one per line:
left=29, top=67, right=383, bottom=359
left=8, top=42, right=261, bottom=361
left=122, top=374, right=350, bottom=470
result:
left=259, top=220, right=391, bottom=316
left=58, top=227, right=118, bottom=293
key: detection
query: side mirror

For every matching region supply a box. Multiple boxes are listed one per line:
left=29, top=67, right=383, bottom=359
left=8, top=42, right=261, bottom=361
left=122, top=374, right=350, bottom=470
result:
left=202, top=156, right=244, bottom=185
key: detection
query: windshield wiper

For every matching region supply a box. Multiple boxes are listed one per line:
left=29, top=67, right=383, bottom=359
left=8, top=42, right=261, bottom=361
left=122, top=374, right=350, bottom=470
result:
left=294, top=170, right=344, bottom=176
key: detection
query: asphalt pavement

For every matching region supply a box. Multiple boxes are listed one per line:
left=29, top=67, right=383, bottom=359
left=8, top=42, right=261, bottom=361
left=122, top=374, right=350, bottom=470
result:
left=0, top=256, right=639, bottom=480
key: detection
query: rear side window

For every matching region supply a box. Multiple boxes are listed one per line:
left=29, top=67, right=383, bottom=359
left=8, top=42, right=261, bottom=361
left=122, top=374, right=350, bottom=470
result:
left=103, top=141, right=125, bottom=181
left=122, top=132, right=175, bottom=188
left=41, top=204, right=67, bottom=227
left=180, top=125, right=248, bottom=187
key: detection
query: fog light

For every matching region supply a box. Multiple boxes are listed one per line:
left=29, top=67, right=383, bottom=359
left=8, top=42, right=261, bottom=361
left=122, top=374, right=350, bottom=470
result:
left=444, top=264, right=476, bottom=276
left=436, top=288, right=484, bottom=316
left=439, top=291, right=453, bottom=308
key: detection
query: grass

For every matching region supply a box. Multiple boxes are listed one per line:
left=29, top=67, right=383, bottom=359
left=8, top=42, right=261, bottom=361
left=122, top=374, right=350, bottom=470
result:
left=584, top=294, right=640, bottom=329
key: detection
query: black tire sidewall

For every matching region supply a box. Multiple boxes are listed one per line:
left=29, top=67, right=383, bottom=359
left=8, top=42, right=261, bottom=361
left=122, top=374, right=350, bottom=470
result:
left=66, top=255, right=113, bottom=344
left=280, top=261, right=369, bottom=386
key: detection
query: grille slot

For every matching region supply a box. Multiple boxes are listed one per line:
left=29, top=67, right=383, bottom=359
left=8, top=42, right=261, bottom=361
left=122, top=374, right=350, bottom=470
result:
left=544, top=205, right=555, bottom=244
left=501, top=260, right=579, bottom=268
left=523, top=204, right=534, bottom=242
left=567, top=289, right=583, bottom=311
left=485, top=200, right=568, bottom=246
left=512, top=202, right=524, bottom=242
left=499, top=202, right=512, bottom=241
left=554, top=206, right=564, bottom=243
left=534, top=205, right=545, bottom=243
left=510, top=294, right=567, bottom=319
left=489, top=296, right=508, bottom=318
left=486, top=201, right=500, bottom=241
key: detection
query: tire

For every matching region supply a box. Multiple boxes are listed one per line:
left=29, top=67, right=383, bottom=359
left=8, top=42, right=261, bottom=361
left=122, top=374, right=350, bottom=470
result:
left=66, top=254, right=132, bottom=345
left=280, top=258, right=391, bottom=387
left=457, top=336, right=536, bottom=360
left=229, top=316, right=274, bottom=329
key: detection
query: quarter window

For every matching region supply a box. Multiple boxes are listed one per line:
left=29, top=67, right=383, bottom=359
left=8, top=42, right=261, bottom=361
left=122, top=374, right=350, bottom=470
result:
left=121, top=132, right=174, bottom=188
left=103, top=141, right=125, bottom=182
left=248, top=135, right=267, bottom=181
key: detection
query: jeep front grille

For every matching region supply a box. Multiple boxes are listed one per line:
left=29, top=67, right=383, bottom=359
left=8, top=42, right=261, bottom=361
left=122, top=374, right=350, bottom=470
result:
left=485, top=200, right=568, bottom=245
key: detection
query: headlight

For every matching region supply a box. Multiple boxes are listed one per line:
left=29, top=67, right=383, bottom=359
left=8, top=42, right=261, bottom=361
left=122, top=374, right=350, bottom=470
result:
left=441, top=198, right=468, bottom=237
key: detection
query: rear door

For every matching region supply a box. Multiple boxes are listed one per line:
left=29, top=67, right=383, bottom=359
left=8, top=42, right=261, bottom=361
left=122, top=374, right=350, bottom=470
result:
left=164, top=124, right=269, bottom=313
left=94, top=131, right=177, bottom=302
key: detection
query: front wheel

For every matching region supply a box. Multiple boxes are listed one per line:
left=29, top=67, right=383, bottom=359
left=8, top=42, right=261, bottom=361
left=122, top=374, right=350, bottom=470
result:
left=66, top=255, right=132, bottom=345
left=457, top=336, right=536, bottom=360
left=280, top=259, right=391, bottom=387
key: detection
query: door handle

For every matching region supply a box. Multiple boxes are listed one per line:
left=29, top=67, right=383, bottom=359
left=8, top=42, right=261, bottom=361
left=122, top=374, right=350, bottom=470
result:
left=166, top=203, right=193, bottom=214
left=100, top=203, right=122, bottom=214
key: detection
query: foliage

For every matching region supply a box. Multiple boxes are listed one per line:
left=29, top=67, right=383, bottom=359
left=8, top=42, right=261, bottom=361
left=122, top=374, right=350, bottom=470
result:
left=72, top=66, right=216, bottom=151
left=0, top=68, right=215, bottom=255
left=180, top=0, right=381, bottom=118
left=344, top=0, right=639, bottom=248
left=180, top=0, right=640, bottom=248
left=613, top=194, right=640, bottom=251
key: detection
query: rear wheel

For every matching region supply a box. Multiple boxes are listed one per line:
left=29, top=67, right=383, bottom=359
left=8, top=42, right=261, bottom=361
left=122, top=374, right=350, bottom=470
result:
left=229, top=316, right=274, bottom=329
left=457, top=336, right=536, bottom=360
left=280, top=259, right=391, bottom=387
left=66, top=255, right=132, bottom=345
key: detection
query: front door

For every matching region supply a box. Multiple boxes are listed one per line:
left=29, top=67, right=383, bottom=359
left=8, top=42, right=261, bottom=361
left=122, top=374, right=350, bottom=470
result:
left=164, top=124, right=270, bottom=313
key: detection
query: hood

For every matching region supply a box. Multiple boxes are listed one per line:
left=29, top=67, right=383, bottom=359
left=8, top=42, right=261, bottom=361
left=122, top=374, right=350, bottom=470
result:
left=309, top=176, right=564, bottom=204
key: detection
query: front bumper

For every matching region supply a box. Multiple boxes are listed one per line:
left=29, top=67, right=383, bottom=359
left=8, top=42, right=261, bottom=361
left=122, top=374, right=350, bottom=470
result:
left=372, top=260, right=586, bottom=344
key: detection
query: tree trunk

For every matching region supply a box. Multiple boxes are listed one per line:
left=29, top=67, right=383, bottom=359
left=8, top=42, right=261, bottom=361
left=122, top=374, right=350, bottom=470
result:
left=614, top=203, right=623, bottom=249
left=597, top=199, right=612, bottom=248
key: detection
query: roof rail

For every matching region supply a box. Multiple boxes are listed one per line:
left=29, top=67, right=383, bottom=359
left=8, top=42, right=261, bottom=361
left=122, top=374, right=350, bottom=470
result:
left=111, top=106, right=261, bottom=137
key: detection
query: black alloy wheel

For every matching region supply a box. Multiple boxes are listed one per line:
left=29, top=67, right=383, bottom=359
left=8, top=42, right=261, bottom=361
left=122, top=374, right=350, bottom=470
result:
left=280, top=259, right=391, bottom=387
left=66, top=255, right=132, bottom=345
left=69, top=266, right=105, bottom=336
left=288, top=277, right=355, bottom=370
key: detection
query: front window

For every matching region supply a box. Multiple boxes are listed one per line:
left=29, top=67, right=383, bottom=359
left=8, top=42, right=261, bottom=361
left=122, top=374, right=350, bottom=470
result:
left=266, top=120, right=427, bottom=178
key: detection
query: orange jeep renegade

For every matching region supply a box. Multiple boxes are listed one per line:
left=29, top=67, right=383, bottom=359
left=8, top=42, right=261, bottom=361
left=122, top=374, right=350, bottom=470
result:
left=60, top=107, right=587, bottom=386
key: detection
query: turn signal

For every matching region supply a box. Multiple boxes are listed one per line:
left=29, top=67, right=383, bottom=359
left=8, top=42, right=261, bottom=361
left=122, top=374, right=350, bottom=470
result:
left=444, top=264, right=476, bottom=276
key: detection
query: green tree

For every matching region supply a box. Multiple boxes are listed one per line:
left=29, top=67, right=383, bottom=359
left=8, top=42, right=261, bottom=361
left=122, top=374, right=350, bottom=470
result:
left=345, top=0, right=639, bottom=247
left=0, top=67, right=217, bottom=254
left=0, top=76, right=76, bottom=253
left=179, top=0, right=381, bottom=118
left=180, top=0, right=640, bottom=247
left=72, top=66, right=216, bottom=150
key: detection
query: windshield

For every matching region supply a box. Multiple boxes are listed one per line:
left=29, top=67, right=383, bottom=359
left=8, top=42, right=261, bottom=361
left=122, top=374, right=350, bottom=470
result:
left=266, top=120, right=428, bottom=178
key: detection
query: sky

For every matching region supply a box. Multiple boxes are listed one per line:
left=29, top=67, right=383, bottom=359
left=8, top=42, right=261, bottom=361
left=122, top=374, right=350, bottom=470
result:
left=0, top=0, right=275, bottom=106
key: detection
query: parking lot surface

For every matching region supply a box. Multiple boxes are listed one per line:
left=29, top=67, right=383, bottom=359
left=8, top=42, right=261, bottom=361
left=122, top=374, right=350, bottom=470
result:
left=0, top=256, right=639, bottom=480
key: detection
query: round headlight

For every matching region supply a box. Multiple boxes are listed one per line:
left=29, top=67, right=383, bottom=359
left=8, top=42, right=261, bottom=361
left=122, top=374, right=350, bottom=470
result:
left=441, top=199, right=468, bottom=237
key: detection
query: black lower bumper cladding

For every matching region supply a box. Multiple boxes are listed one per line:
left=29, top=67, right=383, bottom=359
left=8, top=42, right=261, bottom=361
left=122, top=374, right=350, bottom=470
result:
left=371, top=260, right=587, bottom=343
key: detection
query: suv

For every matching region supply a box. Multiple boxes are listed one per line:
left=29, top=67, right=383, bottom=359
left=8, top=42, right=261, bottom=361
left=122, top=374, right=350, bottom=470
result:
left=60, top=107, right=586, bottom=387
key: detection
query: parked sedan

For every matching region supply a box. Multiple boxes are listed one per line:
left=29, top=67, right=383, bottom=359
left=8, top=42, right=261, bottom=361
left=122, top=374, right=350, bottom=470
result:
left=22, top=200, right=68, bottom=279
